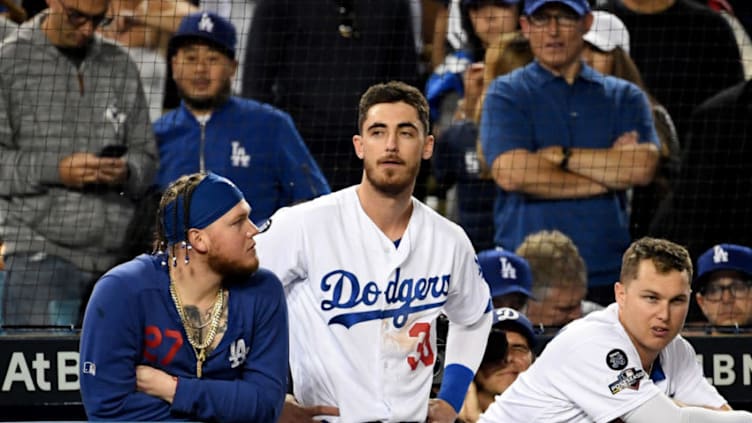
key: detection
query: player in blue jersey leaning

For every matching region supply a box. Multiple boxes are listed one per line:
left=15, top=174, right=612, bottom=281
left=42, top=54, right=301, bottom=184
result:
left=79, top=172, right=288, bottom=422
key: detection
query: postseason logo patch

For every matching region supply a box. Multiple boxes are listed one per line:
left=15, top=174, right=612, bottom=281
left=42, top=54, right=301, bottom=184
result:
left=609, top=368, right=646, bottom=395
left=606, top=349, right=628, bottom=371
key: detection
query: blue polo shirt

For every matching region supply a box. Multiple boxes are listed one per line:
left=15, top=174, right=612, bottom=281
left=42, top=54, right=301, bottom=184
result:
left=480, top=61, right=658, bottom=287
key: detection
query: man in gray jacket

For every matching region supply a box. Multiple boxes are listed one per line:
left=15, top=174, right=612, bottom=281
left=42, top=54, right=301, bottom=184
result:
left=0, top=0, right=158, bottom=327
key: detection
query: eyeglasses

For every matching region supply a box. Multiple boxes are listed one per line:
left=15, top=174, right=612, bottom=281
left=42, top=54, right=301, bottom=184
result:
left=58, top=0, right=113, bottom=28
left=335, top=0, right=359, bottom=39
left=527, top=11, right=581, bottom=28
left=701, top=279, right=752, bottom=301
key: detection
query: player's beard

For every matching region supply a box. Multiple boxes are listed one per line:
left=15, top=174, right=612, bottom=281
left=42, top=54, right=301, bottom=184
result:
left=207, top=249, right=259, bottom=279
left=179, top=78, right=232, bottom=112
left=363, top=159, right=418, bottom=196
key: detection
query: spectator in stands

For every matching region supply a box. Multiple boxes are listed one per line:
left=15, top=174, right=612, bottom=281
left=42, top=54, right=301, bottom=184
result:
left=515, top=230, right=603, bottom=329
left=97, top=0, right=197, bottom=121
left=478, top=248, right=534, bottom=311
left=432, top=33, right=532, bottom=251
left=650, top=79, right=752, bottom=262
left=595, top=0, right=744, bottom=143
left=459, top=307, right=536, bottom=422
left=154, top=12, right=330, bottom=226
left=0, top=0, right=158, bottom=327
left=79, top=172, right=288, bottom=421
left=581, top=10, right=680, bottom=240
left=694, top=244, right=752, bottom=331
left=480, top=0, right=660, bottom=305
left=241, top=0, right=420, bottom=191
left=426, top=0, right=520, bottom=135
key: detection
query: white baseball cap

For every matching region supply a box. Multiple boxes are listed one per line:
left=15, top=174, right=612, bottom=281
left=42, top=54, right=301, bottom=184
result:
left=583, top=11, right=630, bottom=54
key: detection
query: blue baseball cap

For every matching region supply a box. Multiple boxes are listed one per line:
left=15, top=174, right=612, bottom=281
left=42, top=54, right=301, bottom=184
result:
left=695, top=244, right=752, bottom=289
left=168, top=12, right=237, bottom=59
left=523, top=0, right=590, bottom=16
left=492, top=307, right=537, bottom=348
left=482, top=307, right=537, bottom=363
left=478, top=249, right=534, bottom=299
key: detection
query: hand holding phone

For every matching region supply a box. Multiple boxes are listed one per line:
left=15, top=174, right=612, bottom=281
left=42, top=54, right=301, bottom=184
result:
left=99, top=145, right=128, bottom=158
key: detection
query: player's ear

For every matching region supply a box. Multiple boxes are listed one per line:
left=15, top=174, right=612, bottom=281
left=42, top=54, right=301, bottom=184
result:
left=520, top=16, right=532, bottom=40
left=353, top=134, right=365, bottom=160
left=614, top=281, right=626, bottom=306
left=695, top=292, right=705, bottom=309
left=188, top=228, right=209, bottom=254
left=422, top=135, right=435, bottom=160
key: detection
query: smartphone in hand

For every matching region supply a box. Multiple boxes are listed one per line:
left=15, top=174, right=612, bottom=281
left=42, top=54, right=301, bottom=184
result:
left=99, top=145, right=128, bottom=158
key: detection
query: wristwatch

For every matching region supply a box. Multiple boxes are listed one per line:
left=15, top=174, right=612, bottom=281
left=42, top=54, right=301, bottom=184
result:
left=560, top=146, right=572, bottom=170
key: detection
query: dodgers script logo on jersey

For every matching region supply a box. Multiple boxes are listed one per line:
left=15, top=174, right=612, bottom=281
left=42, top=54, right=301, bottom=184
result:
left=320, top=267, right=450, bottom=329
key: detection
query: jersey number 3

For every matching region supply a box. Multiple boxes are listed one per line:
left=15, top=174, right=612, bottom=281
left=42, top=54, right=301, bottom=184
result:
left=407, top=322, right=434, bottom=370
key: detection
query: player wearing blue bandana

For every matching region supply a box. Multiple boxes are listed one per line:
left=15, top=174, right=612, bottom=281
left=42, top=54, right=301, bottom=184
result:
left=257, top=81, right=492, bottom=423
left=79, top=172, right=288, bottom=422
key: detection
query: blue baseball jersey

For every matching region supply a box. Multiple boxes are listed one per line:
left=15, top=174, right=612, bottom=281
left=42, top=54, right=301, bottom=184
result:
left=154, top=97, right=330, bottom=225
left=79, top=254, right=289, bottom=422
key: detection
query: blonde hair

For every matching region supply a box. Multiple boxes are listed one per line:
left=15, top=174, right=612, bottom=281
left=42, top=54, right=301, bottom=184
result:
left=515, top=230, right=588, bottom=298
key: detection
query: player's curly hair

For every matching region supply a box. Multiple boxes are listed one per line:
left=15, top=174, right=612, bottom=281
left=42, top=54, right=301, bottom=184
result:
left=152, top=172, right=208, bottom=255
left=620, top=237, right=693, bottom=283
left=358, top=81, right=430, bottom=135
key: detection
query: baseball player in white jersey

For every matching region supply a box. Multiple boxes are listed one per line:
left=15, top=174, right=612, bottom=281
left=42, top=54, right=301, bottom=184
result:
left=480, top=238, right=752, bottom=423
left=256, top=81, right=493, bottom=423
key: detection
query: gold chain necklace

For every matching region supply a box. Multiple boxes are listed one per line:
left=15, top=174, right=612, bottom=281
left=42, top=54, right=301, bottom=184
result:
left=169, top=281, right=224, bottom=378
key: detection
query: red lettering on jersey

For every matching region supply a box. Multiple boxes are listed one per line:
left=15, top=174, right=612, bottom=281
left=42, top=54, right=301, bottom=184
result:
left=407, top=322, right=434, bottom=370
left=143, top=325, right=162, bottom=362
left=143, top=326, right=184, bottom=366
left=161, top=329, right=183, bottom=365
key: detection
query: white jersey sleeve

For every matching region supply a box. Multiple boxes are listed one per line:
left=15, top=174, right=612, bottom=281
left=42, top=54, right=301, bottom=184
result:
left=255, top=205, right=307, bottom=288
left=656, top=335, right=727, bottom=409
left=441, top=219, right=492, bottom=325
left=481, top=305, right=661, bottom=423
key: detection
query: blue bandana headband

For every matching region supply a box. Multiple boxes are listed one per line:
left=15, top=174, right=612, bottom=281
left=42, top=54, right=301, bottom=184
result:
left=163, top=172, right=244, bottom=244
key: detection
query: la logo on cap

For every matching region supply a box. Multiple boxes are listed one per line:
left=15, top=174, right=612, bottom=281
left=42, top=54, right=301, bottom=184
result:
left=713, top=245, right=729, bottom=263
left=198, top=13, right=214, bottom=33
left=499, top=257, right=517, bottom=280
